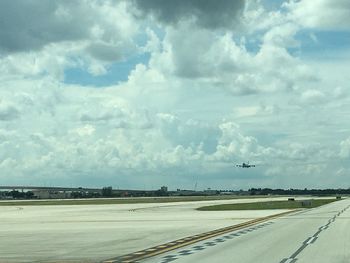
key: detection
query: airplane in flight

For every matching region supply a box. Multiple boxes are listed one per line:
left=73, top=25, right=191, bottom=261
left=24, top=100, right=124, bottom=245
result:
left=235, top=161, right=256, bottom=168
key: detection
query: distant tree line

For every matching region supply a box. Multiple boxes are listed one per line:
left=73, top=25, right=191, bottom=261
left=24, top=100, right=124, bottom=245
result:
left=0, top=190, right=34, bottom=199
left=248, top=188, right=350, bottom=196
left=2, top=187, right=348, bottom=200
left=71, top=187, right=170, bottom=198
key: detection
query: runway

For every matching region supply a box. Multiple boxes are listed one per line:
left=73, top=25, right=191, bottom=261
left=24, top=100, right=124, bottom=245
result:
left=142, top=198, right=350, bottom=263
left=0, top=197, right=295, bottom=262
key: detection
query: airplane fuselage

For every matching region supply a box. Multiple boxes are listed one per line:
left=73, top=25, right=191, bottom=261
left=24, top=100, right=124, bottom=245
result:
left=236, top=162, right=256, bottom=168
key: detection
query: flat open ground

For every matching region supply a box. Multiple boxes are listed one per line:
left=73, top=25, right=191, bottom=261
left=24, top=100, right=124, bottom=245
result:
left=0, top=196, right=320, bottom=262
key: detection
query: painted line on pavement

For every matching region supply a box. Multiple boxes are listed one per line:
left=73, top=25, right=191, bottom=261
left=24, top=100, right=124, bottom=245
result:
left=279, top=203, right=350, bottom=263
left=157, top=222, right=274, bottom=263
left=101, top=209, right=299, bottom=263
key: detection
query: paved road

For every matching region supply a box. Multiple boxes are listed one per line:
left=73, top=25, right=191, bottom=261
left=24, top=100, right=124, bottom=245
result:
left=0, top=197, right=293, bottom=262
left=143, top=198, right=350, bottom=263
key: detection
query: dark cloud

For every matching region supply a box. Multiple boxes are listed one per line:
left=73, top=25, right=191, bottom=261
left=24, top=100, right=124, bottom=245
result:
left=0, top=0, right=140, bottom=65
left=0, top=103, right=19, bottom=121
left=132, top=0, right=246, bottom=29
left=86, top=42, right=124, bottom=62
left=0, top=0, right=91, bottom=54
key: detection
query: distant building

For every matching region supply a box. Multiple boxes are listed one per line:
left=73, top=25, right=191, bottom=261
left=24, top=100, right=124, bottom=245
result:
left=160, top=186, right=168, bottom=192
left=33, top=190, right=71, bottom=199
left=204, top=188, right=218, bottom=195
left=173, top=189, right=199, bottom=196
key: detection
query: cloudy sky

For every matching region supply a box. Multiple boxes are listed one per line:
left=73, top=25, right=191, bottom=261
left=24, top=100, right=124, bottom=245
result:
left=1, top=0, right=349, bottom=190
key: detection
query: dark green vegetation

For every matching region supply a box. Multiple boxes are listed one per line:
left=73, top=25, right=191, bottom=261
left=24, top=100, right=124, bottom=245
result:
left=197, top=198, right=339, bottom=211
left=0, top=195, right=260, bottom=206
left=248, top=188, right=350, bottom=196
left=2, top=187, right=350, bottom=201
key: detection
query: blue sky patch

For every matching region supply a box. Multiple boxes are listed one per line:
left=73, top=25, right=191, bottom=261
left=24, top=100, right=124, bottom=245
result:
left=261, top=0, right=286, bottom=11
left=295, top=30, right=350, bottom=59
left=64, top=53, right=150, bottom=87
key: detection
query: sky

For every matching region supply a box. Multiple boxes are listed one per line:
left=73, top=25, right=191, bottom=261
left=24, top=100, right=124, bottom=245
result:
left=0, top=0, right=350, bottom=190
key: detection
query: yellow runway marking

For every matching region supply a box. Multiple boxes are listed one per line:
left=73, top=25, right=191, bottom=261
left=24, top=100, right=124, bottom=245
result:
left=102, top=209, right=299, bottom=263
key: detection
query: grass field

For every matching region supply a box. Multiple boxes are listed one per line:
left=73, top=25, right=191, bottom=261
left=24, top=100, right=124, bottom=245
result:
left=0, top=195, right=264, bottom=206
left=197, top=198, right=338, bottom=211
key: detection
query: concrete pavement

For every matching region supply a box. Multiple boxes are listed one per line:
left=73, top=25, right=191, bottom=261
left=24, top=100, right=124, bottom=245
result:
left=0, top=197, right=295, bottom=262
left=142, top=198, right=350, bottom=263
